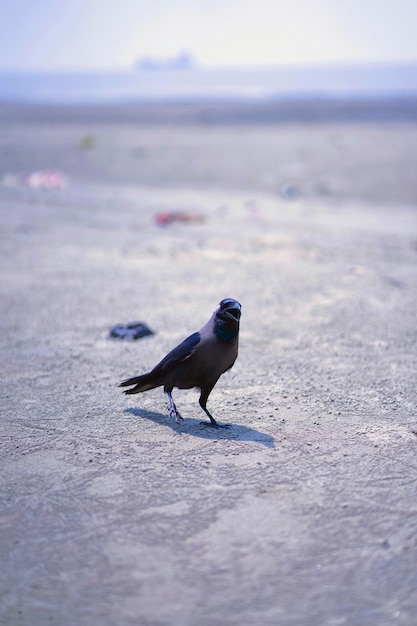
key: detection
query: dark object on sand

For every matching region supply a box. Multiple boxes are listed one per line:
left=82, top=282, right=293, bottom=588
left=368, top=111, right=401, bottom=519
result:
left=155, top=211, right=206, bottom=226
left=119, top=298, right=241, bottom=428
left=110, top=321, right=154, bottom=340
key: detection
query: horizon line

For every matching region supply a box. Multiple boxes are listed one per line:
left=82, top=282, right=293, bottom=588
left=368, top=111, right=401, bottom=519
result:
left=1, top=58, right=417, bottom=74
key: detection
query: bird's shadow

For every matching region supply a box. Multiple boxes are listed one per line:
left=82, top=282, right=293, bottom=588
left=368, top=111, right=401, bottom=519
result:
left=125, top=407, right=275, bottom=448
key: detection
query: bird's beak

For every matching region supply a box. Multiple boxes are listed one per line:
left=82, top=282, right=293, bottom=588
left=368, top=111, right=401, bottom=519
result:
left=223, top=301, right=241, bottom=320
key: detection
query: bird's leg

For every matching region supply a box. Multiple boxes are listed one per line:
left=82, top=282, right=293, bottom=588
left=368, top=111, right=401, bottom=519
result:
left=199, top=394, right=229, bottom=429
left=165, top=391, right=184, bottom=424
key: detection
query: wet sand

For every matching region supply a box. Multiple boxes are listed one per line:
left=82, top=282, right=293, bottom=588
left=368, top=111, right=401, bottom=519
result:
left=1, top=102, right=417, bottom=625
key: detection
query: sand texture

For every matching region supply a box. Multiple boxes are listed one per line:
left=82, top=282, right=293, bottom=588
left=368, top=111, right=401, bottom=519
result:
left=1, top=104, right=417, bottom=625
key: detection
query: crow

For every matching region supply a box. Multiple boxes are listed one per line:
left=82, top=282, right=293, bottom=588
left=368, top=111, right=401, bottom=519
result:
left=119, top=298, right=241, bottom=428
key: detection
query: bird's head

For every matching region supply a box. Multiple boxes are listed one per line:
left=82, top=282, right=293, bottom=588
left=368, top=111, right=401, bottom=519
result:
left=217, top=298, right=241, bottom=320
left=214, top=298, right=241, bottom=342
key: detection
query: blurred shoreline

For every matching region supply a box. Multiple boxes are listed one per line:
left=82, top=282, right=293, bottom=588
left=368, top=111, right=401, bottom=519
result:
left=1, top=61, right=417, bottom=108
left=1, top=96, right=417, bottom=125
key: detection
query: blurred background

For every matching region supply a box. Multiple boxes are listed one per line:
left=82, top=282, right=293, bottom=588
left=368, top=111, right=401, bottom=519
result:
left=1, top=0, right=417, bottom=206
left=1, top=0, right=417, bottom=103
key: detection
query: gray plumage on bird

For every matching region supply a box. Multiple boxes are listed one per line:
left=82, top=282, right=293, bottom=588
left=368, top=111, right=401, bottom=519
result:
left=119, top=298, right=241, bottom=428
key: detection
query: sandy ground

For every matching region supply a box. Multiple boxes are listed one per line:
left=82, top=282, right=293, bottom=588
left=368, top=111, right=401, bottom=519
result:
left=1, top=104, right=417, bottom=625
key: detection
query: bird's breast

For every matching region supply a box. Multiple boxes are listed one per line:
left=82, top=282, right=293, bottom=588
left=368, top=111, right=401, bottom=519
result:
left=168, top=335, right=238, bottom=390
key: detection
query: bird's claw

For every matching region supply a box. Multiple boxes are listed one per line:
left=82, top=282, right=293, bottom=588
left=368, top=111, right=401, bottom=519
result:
left=169, top=407, right=184, bottom=424
left=199, top=421, right=230, bottom=429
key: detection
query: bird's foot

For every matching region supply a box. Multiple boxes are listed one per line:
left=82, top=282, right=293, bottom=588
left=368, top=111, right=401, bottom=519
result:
left=166, top=392, right=184, bottom=424
left=169, top=407, right=184, bottom=424
left=199, top=421, right=230, bottom=429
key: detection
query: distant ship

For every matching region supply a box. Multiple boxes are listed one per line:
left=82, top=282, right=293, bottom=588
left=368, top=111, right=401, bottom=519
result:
left=136, top=51, right=194, bottom=71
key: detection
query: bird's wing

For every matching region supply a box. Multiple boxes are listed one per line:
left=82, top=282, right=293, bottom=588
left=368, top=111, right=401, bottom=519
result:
left=152, top=331, right=201, bottom=373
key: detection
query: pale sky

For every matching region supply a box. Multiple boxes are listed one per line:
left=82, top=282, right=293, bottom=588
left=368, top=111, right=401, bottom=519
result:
left=1, top=0, right=417, bottom=71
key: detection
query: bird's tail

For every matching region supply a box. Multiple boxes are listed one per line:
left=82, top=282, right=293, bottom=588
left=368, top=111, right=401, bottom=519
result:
left=119, top=371, right=162, bottom=394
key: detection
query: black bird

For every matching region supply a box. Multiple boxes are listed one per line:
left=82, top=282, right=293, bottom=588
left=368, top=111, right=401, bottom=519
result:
left=119, top=298, right=241, bottom=428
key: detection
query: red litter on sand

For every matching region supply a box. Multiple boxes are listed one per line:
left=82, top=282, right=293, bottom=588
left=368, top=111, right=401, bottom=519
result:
left=155, top=211, right=206, bottom=226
